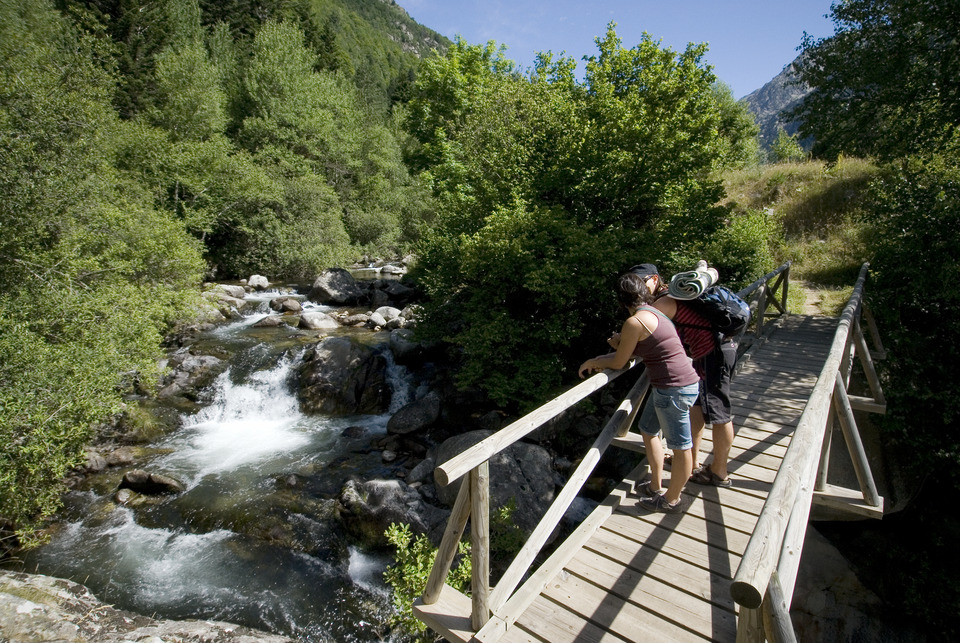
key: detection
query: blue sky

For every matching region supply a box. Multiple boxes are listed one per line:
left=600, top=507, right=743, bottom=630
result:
left=401, top=1, right=837, bottom=99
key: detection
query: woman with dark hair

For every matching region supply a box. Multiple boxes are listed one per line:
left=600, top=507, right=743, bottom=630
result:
left=578, top=268, right=700, bottom=513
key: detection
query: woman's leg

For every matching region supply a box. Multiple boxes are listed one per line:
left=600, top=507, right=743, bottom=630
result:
left=665, top=448, right=692, bottom=505
left=642, top=432, right=664, bottom=491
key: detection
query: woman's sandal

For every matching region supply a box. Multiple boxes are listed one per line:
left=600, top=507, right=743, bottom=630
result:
left=689, top=464, right=732, bottom=488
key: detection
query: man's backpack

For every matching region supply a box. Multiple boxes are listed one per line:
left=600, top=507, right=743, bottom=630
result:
left=680, top=286, right=752, bottom=338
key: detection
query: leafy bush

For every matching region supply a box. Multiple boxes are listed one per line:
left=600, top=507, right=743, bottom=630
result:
left=0, top=1, right=205, bottom=546
left=666, top=209, right=778, bottom=291
left=415, top=202, right=628, bottom=408
left=865, top=153, right=960, bottom=480
left=383, top=523, right=471, bottom=640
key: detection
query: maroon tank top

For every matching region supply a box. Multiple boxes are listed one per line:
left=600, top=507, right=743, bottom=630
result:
left=632, top=306, right=700, bottom=388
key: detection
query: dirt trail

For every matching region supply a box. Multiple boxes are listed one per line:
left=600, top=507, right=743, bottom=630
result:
left=799, top=281, right=825, bottom=316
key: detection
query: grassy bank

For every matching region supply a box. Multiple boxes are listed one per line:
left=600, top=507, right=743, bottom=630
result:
left=722, top=157, right=879, bottom=315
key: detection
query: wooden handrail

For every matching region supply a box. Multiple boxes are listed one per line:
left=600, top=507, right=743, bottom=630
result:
left=433, top=359, right=640, bottom=487
left=487, top=372, right=650, bottom=612
left=731, top=263, right=870, bottom=611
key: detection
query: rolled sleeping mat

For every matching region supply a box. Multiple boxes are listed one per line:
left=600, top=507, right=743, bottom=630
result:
left=668, top=267, right=719, bottom=300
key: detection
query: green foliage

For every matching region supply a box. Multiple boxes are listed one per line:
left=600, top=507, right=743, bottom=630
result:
left=771, top=128, right=806, bottom=163
left=151, top=38, right=228, bottom=141
left=666, top=209, right=777, bottom=292
left=490, top=497, right=526, bottom=562
left=416, top=202, right=627, bottom=407
left=238, top=20, right=423, bottom=257
left=792, top=0, right=960, bottom=160
left=409, top=25, right=750, bottom=407
left=711, top=82, right=763, bottom=169
left=0, top=0, right=205, bottom=545
left=383, top=522, right=470, bottom=640
left=865, top=153, right=960, bottom=477
left=567, top=27, right=727, bottom=228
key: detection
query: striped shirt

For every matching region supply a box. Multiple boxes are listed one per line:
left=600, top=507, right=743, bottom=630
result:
left=672, top=301, right=717, bottom=360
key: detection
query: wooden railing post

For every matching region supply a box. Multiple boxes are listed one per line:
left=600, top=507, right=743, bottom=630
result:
left=815, top=408, right=835, bottom=492
left=761, top=571, right=798, bottom=643
left=470, top=462, right=490, bottom=630
left=755, top=283, right=769, bottom=336
left=854, top=319, right=886, bottom=407
left=780, top=263, right=790, bottom=314
left=832, top=372, right=882, bottom=507
left=422, top=479, right=472, bottom=604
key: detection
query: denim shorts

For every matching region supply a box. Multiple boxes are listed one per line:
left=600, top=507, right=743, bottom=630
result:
left=637, top=382, right=700, bottom=451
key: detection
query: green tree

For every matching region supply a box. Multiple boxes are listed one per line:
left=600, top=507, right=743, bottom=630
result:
left=712, top=81, right=762, bottom=168
left=409, top=26, right=747, bottom=406
left=866, top=154, right=960, bottom=474
left=771, top=128, right=807, bottom=163
left=790, top=0, right=960, bottom=160
left=152, top=40, right=228, bottom=141
left=0, top=0, right=204, bottom=545
left=239, top=19, right=423, bottom=256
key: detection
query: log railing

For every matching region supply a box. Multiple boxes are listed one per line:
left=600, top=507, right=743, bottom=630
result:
left=413, top=262, right=794, bottom=643
left=730, top=262, right=886, bottom=642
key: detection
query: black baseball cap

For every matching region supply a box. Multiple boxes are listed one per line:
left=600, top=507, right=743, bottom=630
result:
left=628, top=263, right=659, bottom=279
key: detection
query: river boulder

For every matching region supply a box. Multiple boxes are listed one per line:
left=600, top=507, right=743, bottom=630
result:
left=387, top=391, right=441, bottom=435
left=0, top=570, right=294, bottom=643
left=434, top=430, right=556, bottom=534
left=299, top=311, right=339, bottom=330
left=118, top=469, right=185, bottom=495
left=296, top=337, right=390, bottom=414
left=248, top=274, right=270, bottom=290
left=308, top=268, right=364, bottom=305
left=269, top=296, right=302, bottom=313
left=336, top=478, right=449, bottom=547
left=157, top=350, right=224, bottom=400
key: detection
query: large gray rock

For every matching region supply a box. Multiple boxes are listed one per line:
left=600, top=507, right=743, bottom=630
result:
left=248, top=274, right=270, bottom=290
left=0, top=570, right=293, bottom=642
left=308, top=268, right=364, bottom=305
left=387, top=391, right=441, bottom=435
left=269, top=296, right=301, bottom=313
left=434, top=430, right=556, bottom=534
left=375, top=280, right=416, bottom=306
left=118, top=469, right=185, bottom=495
left=157, top=351, right=224, bottom=400
left=299, top=312, right=339, bottom=330
left=296, top=337, right=390, bottom=414
left=214, top=284, right=246, bottom=299
left=336, top=479, right=449, bottom=547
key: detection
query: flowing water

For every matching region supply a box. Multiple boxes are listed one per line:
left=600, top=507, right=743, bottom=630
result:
left=11, top=286, right=420, bottom=642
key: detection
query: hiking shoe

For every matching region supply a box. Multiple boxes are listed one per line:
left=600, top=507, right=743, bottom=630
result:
left=635, top=480, right=664, bottom=498
left=638, top=493, right=685, bottom=514
left=690, top=464, right=732, bottom=488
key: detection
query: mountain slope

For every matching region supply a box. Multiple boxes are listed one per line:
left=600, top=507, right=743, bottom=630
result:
left=741, top=55, right=811, bottom=150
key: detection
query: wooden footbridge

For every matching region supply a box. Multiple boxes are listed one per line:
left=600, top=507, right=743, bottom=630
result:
left=413, top=262, right=888, bottom=642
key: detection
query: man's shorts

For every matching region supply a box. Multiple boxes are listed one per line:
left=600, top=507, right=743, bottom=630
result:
left=694, top=339, right=737, bottom=425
